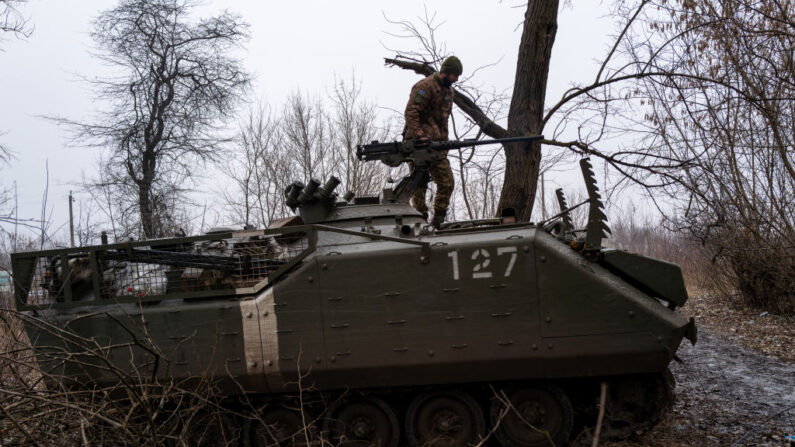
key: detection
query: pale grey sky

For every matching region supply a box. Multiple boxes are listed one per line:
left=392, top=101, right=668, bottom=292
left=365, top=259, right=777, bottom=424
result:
left=0, top=1, right=612, bottom=239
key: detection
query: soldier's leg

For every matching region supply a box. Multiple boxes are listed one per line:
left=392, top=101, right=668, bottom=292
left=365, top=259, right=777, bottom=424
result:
left=411, top=187, right=429, bottom=218
left=408, top=161, right=430, bottom=219
left=429, top=158, right=454, bottom=228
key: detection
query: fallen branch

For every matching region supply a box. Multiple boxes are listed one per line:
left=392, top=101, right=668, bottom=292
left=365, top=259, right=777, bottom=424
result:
left=592, top=381, right=608, bottom=447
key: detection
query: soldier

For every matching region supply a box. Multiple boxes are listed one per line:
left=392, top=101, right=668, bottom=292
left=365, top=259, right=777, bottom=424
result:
left=403, top=56, right=463, bottom=229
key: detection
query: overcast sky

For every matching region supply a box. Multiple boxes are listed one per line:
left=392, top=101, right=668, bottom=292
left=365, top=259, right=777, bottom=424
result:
left=0, top=0, right=612, bottom=239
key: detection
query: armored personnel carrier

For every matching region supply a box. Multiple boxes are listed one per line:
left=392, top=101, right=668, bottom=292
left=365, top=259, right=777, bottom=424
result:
left=11, top=138, right=696, bottom=446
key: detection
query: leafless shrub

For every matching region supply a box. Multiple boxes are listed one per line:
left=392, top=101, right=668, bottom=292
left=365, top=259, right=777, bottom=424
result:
left=1, top=299, right=357, bottom=446
left=0, top=302, right=254, bottom=446
left=611, top=0, right=794, bottom=313
left=221, top=76, right=392, bottom=228
left=0, top=316, right=221, bottom=445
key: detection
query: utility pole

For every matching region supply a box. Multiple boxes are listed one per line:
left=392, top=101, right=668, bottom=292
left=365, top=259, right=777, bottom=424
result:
left=13, top=182, right=18, bottom=251
left=68, top=191, right=75, bottom=247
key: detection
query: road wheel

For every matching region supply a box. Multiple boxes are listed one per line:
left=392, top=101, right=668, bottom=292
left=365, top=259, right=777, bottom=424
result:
left=602, top=369, right=675, bottom=440
left=490, top=384, right=573, bottom=447
left=250, top=405, right=311, bottom=446
left=323, top=395, right=400, bottom=447
left=406, top=390, right=485, bottom=447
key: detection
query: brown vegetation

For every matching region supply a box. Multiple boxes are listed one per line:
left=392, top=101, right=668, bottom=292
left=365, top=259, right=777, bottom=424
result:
left=0, top=307, right=244, bottom=446
left=613, top=0, right=794, bottom=315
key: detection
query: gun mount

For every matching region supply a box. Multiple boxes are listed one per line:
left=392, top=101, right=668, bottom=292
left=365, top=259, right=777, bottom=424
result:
left=357, top=135, right=544, bottom=204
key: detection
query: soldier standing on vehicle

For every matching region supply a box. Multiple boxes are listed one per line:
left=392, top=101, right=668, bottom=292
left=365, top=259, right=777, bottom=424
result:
left=403, top=56, right=462, bottom=229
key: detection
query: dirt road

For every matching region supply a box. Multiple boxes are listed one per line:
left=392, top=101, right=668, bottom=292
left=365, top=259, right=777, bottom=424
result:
left=619, top=328, right=795, bottom=446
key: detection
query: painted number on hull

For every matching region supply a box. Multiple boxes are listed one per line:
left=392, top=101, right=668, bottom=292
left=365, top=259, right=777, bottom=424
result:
left=471, top=249, right=492, bottom=279
left=448, top=246, right=518, bottom=280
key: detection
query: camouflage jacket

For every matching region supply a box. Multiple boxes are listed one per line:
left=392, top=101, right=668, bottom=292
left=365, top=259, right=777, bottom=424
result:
left=403, top=74, right=454, bottom=141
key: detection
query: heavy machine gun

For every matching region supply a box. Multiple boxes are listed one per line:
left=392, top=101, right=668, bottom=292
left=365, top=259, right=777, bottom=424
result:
left=356, top=135, right=544, bottom=167
left=356, top=135, right=543, bottom=203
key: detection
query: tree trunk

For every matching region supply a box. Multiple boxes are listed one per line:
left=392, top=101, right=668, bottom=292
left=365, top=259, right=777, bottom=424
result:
left=499, top=0, right=559, bottom=221
left=138, top=183, right=154, bottom=239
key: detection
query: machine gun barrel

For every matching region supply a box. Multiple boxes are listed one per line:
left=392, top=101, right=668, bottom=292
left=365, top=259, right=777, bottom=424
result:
left=355, top=141, right=402, bottom=162
left=430, top=135, right=544, bottom=151
left=355, top=135, right=544, bottom=165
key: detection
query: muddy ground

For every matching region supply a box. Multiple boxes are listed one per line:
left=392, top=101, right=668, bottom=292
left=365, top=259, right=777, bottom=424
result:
left=605, top=294, right=795, bottom=447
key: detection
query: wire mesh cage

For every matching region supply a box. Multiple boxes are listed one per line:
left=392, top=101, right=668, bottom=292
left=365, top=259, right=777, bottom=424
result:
left=14, top=230, right=310, bottom=307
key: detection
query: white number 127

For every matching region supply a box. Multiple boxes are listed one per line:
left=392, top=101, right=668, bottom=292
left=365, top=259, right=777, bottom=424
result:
left=447, top=246, right=518, bottom=280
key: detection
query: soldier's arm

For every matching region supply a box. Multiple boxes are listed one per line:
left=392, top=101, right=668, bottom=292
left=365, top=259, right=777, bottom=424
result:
left=404, top=83, right=429, bottom=139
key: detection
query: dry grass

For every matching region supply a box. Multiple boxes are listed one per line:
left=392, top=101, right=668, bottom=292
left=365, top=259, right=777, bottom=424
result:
left=681, top=292, right=795, bottom=363
left=0, top=306, right=253, bottom=446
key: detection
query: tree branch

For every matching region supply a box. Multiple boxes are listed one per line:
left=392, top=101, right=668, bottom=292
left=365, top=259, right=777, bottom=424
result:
left=384, top=57, right=510, bottom=139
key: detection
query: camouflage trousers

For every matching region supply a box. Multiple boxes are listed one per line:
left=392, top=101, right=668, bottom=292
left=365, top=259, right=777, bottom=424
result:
left=409, top=157, right=454, bottom=215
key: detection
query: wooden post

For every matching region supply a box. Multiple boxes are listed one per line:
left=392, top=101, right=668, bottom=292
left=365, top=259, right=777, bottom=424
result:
left=69, top=191, right=75, bottom=247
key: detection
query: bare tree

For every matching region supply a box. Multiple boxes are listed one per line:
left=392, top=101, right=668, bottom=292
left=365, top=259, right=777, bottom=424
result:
left=282, top=91, right=335, bottom=185
left=498, top=1, right=559, bottom=220
left=327, top=74, right=391, bottom=196
left=0, top=0, right=30, bottom=38
left=509, top=0, right=793, bottom=311
left=280, top=80, right=391, bottom=201
left=221, top=77, right=391, bottom=228
left=55, top=0, right=250, bottom=239
left=614, top=0, right=794, bottom=313
left=385, top=2, right=561, bottom=221
left=0, top=0, right=30, bottom=166
left=220, top=102, right=292, bottom=228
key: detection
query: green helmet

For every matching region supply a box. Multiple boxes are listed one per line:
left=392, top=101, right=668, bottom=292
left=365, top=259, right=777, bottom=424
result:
left=440, top=56, right=463, bottom=76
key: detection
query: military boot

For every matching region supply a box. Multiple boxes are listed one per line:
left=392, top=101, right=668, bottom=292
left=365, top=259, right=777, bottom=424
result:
left=431, top=208, right=447, bottom=229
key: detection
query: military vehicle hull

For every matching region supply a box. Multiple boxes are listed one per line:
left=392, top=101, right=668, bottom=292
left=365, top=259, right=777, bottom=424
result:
left=257, top=226, right=689, bottom=391
left=12, top=156, right=696, bottom=446
left=13, top=208, right=695, bottom=446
